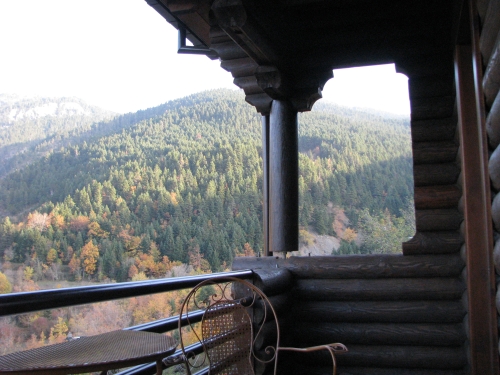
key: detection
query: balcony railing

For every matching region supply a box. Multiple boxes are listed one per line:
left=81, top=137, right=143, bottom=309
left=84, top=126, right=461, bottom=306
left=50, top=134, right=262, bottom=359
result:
left=0, top=269, right=253, bottom=375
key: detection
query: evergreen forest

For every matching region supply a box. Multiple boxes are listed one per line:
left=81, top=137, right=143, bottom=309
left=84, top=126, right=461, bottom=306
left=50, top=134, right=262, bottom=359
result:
left=0, top=89, right=415, bottom=285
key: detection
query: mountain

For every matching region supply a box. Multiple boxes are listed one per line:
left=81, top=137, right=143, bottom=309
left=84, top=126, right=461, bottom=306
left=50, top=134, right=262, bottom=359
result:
left=0, top=94, right=115, bottom=146
left=0, top=95, right=116, bottom=179
left=0, top=89, right=414, bottom=280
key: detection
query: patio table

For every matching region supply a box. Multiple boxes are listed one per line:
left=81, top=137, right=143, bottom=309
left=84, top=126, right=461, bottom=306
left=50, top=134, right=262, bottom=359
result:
left=0, top=330, right=177, bottom=375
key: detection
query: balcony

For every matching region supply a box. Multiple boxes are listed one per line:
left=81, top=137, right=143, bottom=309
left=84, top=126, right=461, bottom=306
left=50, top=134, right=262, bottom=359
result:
left=0, top=1, right=498, bottom=373
left=0, top=253, right=466, bottom=374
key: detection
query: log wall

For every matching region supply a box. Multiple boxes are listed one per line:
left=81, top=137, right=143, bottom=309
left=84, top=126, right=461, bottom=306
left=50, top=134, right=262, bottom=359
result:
left=400, top=57, right=463, bottom=256
left=481, top=0, right=500, bottom=363
left=233, top=255, right=466, bottom=375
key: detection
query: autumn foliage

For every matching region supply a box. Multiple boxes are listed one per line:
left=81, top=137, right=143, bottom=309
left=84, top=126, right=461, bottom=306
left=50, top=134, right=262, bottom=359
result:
left=81, top=241, right=99, bottom=277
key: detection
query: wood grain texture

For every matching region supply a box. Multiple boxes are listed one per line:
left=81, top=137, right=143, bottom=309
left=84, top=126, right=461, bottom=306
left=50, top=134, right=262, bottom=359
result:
left=234, top=75, right=261, bottom=94
left=262, top=115, right=269, bottom=254
left=294, top=278, right=465, bottom=301
left=483, top=33, right=500, bottom=108
left=253, top=268, right=293, bottom=296
left=486, top=91, right=500, bottom=148
left=254, top=320, right=278, bottom=351
left=488, top=142, right=500, bottom=190
left=269, top=100, right=298, bottom=253
left=220, top=57, right=258, bottom=77
left=415, top=208, right=463, bottom=231
left=245, top=93, right=273, bottom=114
left=210, top=40, right=248, bottom=60
left=493, top=239, right=500, bottom=275
left=279, top=345, right=466, bottom=369
left=479, top=0, right=500, bottom=64
left=410, top=96, right=455, bottom=121
left=287, top=322, right=465, bottom=346
left=414, top=185, right=461, bottom=209
left=254, top=292, right=290, bottom=324
left=412, top=141, right=458, bottom=164
left=288, top=254, right=464, bottom=279
left=411, top=118, right=456, bottom=142
left=413, top=163, right=460, bottom=186
left=291, top=300, right=465, bottom=323
left=402, top=231, right=463, bottom=255
left=233, top=254, right=464, bottom=279
left=284, top=365, right=466, bottom=375
left=491, top=193, right=500, bottom=231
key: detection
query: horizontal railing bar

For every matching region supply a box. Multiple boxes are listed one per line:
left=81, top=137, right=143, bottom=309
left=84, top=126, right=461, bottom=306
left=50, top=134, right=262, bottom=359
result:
left=126, top=291, right=254, bottom=333
left=125, top=310, right=205, bottom=333
left=0, top=270, right=253, bottom=317
left=115, top=342, right=204, bottom=375
left=114, top=362, right=155, bottom=375
left=193, top=367, right=210, bottom=375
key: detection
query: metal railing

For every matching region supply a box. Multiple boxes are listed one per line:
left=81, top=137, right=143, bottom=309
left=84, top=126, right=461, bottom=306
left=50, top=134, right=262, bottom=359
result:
left=0, top=269, right=253, bottom=375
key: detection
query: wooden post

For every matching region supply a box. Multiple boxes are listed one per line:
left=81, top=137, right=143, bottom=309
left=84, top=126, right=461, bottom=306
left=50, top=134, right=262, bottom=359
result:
left=269, top=99, right=298, bottom=255
left=455, top=1, right=499, bottom=370
left=262, top=114, right=270, bottom=256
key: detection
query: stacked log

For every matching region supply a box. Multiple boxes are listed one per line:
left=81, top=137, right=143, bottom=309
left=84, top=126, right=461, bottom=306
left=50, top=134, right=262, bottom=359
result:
left=233, top=255, right=466, bottom=374
left=398, top=57, right=463, bottom=256
left=482, top=1, right=500, bottom=360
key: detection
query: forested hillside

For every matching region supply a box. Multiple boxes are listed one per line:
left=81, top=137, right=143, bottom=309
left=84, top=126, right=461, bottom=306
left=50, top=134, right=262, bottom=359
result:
left=0, top=94, right=177, bottom=178
left=0, top=95, right=115, bottom=178
left=0, top=89, right=414, bottom=283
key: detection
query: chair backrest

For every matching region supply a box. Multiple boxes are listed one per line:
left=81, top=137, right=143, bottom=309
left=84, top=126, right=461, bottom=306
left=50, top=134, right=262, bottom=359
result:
left=178, top=277, right=280, bottom=375
left=202, top=300, right=253, bottom=374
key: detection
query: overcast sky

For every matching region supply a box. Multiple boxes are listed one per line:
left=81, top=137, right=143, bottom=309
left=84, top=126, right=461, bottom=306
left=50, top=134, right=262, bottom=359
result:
left=0, top=0, right=410, bottom=115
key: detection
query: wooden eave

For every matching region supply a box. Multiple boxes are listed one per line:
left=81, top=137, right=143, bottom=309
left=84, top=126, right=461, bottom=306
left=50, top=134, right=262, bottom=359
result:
left=148, top=0, right=459, bottom=112
left=145, top=0, right=213, bottom=52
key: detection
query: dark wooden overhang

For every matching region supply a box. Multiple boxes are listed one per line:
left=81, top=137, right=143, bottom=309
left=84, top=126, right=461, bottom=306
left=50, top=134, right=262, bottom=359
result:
left=146, top=0, right=458, bottom=113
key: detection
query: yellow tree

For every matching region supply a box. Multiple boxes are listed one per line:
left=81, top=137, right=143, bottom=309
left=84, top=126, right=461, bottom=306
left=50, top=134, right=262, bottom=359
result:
left=52, top=214, right=65, bottom=230
left=52, top=317, right=68, bottom=338
left=23, top=266, right=34, bottom=281
left=68, top=254, right=81, bottom=280
left=188, top=245, right=210, bottom=273
left=0, top=272, right=12, bottom=294
left=81, top=241, right=99, bottom=278
left=243, top=243, right=255, bottom=257
left=148, top=242, right=160, bottom=262
left=123, top=236, right=141, bottom=257
left=343, top=228, right=357, bottom=242
left=128, top=264, right=139, bottom=279
left=46, top=248, right=58, bottom=265
left=135, top=252, right=157, bottom=278
left=87, top=221, right=109, bottom=239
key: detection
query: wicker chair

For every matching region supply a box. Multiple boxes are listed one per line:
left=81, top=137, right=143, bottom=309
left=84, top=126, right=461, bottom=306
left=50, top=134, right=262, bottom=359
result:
left=168, top=277, right=347, bottom=375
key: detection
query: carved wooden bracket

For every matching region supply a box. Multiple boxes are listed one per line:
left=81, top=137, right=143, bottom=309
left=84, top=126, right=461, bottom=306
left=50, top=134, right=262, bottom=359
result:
left=211, top=0, right=332, bottom=114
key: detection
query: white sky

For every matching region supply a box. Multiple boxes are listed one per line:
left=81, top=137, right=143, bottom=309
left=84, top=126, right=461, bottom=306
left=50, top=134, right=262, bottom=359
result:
left=0, top=0, right=410, bottom=115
